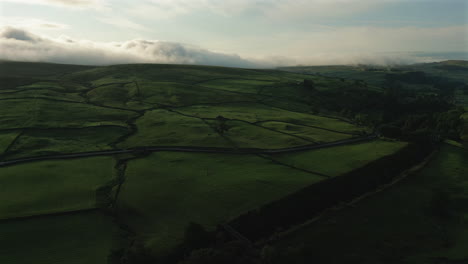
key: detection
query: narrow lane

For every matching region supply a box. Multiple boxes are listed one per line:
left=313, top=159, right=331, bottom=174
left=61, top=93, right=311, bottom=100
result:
left=0, top=135, right=377, bottom=167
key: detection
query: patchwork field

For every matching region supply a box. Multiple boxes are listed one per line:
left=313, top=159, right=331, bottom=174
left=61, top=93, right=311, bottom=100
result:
left=1, top=61, right=459, bottom=263
left=0, top=211, right=117, bottom=264
left=267, top=144, right=468, bottom=264
left=269, top=140, right=407, bottom=177
left=0, top=62, right=367, bottom=160
left=0, top=130, right=20, bottom=155
left=117, top=152, right=326, bottom=256
left=6, top=126, right=129, bottom=159
left=0, top=156, right=115, bottom=219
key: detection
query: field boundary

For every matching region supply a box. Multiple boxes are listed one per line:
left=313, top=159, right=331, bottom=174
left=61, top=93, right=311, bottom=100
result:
left=0, top=135, right=377, bottom=167
left=0, top=208, right=98, bottom=223
left=227, top=141, right=435, bottom=241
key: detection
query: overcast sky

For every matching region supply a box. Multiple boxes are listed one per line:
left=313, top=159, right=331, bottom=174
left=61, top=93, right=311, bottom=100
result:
left=0, top=0, right=467, bottom=67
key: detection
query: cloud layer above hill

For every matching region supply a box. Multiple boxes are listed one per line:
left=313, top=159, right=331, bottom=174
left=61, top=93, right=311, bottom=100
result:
left=0, top=27, right=257, bottom=67
left=0, top=27, right=465, bottom=68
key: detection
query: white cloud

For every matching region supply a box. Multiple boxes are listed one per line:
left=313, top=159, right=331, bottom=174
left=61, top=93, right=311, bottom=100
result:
left=0, top=27, right=256, bottom=67
left=0, top=17, right=68, bottom=31
left=97, top=16, right=149, bottom=32
left=128, top=0, right=386, bottom=20
left=283, top=25, right=468, bottom=55
left=0, top=0, right=107, bottom=9
left=0, top=27, right=464, bottom=68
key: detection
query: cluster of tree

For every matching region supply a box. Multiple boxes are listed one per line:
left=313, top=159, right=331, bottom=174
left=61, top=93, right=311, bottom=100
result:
left=214, top=116, right=230, bottom=135
left=0, top=76, right=39, bottom=90
left=228, top=143, right=433, bottom=242
left=310, top=71, right=466, bottom=142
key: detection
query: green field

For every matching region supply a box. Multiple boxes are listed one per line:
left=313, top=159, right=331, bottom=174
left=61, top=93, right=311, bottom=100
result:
left=5, top=126, right=129, bottom=159
left=138, top=81, right=258, bottom=107
left=270, top=140, right=407, bottom=177
left=117, top=152, right=326, bottom=256
left=177, top=103, right=362, bottom=133
left=0, top=131, right=20, bottom=155
left=0, top=157, right=115, bottom=219
left=198, top=78, right=276, bottom=94
left=259, top=121, right=354, bottom=143
left=0, top=211, right=117, bottom=264
left=0, top=62, right=367, bottom=159
left=119, top=109, right=231, bottom=148
left=1, top=61, right=464, bottom=263
left=0, top=99, right=137, bottom=130
left=214, top=120, right=310, bottom=148
left=266, top=144, right=468, bottom=264
left=0, top=88, right=86, bottom=102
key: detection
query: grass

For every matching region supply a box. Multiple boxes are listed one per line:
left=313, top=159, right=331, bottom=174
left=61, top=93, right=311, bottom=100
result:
left=4, top=126, right=129, bottom=159
left=270, top=140, right=407, bottom=177
left=267, top=144, right=468, bottom=264
left=259, top=121, right=354, bottom=143
left=64, top=64, right=280, bottom=87
left=0, top=61, right=94, bottom=78
left=0, top=156, right=115, bottom=219
left=138, top=81, right=257, bottom=107
left=0, top=63, right=370, bottom=158
left=86, top=82, right=145, bottom=110
left=198, top=78, right=275, bottom=94
left=0, top=98, right=137, bottom=129
left=119, top=109, right=230, bottom=148
left=117, top=152, right=325, bottom=256
left=0, top=88, right=85, bottom=102
left=177, top=103, right=363, bottom=134
left=17, top=81, right=72, bottom=92
left=0, top=131, right=20, bottom=155
left=0, top=211, right=117, bottom=264
left=209, top=120, right=311, bottom=148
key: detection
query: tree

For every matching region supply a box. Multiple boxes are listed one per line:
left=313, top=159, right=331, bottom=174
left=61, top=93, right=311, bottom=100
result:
left=303, top=79, right=315, bottom=90
left=179, top=241, right=260, bottom=264
left=215, top=115, right=230, bottom=135
left=183, top=222, right=212, bottom=250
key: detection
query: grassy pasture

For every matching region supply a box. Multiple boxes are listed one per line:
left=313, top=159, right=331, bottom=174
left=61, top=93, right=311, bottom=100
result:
left=177, top=103, right=362, bottom=134
left=0, top=131, right=20, bottom=155
left=139, top=81, right=257, bottom=107
left=4, top=126, right=128, bottom=159
left=0, top=99, right=137, bottom=129
left=198, top=78, right=275, bottom=94
left=86, top=82, right=146, bottom=110
left=267, top=144, right=468, bottom=264
left=119, top=109, right=230, bottom=148
left=280, top=65, right=389, bottom=87
left=0, top=156, right=115, bottom=219
left=64, top=64, right=279, bottom=86
left=117, top=152, right=325, bottom=256
left=211, top=120, right=311, bottom=148
left=0, top=88, right=85, bottom=102
left=0, top=211, right=116, bottom=264
left=270, top=140, right=407, bottom=177
left=17, top=81, right=70, bottom=92
left=0, top=61, right=93, bottom=78
left=259, top=121, right=354, bottom=143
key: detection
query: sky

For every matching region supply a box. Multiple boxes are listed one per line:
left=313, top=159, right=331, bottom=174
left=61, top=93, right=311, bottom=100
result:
left=0, top=0, right=467, bottom=67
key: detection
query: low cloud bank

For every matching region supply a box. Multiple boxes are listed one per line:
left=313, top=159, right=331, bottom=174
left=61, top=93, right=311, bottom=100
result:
left=0, top=27, right=460, bottom=68
left=0, top=27, right=256, bottom=67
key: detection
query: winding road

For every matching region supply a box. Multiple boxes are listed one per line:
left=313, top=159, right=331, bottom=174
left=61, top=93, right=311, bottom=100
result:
left=0, top=135, right=377, bottom=167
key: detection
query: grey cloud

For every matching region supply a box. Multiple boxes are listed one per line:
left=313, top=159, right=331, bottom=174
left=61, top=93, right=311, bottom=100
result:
left=4, top=0, right=103, bottom=8
left=0, top=27, right=256, bottom=67
left=121, top=40, right=256, bottom=67
left=1, top=27, right=40, bottom=42
left=48, top=0, right=95, bottom=6
left=0, top=27, right=453, bottom=68
left=40, top=23, right=63, bottom=29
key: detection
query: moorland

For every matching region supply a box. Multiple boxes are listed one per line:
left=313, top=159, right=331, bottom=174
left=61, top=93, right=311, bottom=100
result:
left=0, top=60, right=467, bottom=264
